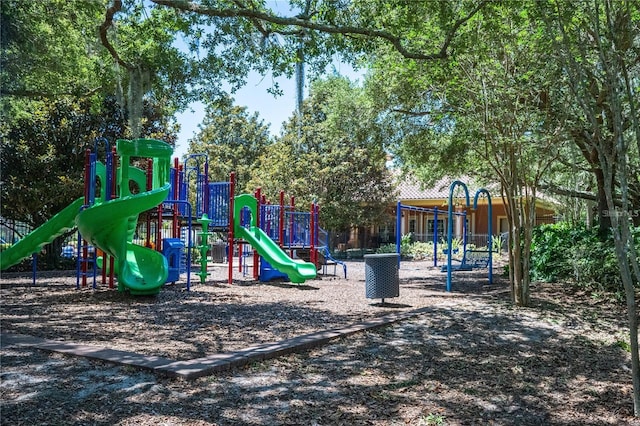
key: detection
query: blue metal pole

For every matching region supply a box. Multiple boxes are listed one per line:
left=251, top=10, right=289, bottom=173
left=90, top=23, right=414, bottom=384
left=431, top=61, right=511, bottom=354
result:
left=474, top=188, right=493, bottom=284
left=396, top=201, right=402, bottom=267
left=433, top=207, right=438, bottom=267
left=447, top=180, right=470, bottom=292
left=462, top=210, right=468, bottom=266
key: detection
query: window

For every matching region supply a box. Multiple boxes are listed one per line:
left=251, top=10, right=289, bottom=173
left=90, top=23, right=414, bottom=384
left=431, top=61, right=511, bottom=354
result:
left=426, top=218, right=445, bottom=240
left=498, top=217, right=509, bottom=233
left=378, top=224, right=391, bottom=243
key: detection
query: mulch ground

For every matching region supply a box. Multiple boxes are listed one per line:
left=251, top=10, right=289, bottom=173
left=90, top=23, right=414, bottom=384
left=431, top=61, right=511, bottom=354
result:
left=1, top=258, right=638, bottom=425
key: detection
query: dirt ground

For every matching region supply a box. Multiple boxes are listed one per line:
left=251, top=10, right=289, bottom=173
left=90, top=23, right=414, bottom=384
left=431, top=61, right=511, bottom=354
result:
left=1, top=258, right=638, bottom=425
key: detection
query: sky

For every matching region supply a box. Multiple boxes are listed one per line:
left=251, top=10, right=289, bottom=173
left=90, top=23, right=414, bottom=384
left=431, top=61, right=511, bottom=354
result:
left=173, top=64, right=363, bottom=160
left=171, top=0, right=363, bottom=159
left=173, top=71, right=297, bottom=159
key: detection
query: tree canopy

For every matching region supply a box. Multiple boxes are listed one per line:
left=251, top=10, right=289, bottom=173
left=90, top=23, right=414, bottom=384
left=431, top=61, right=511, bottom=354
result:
left=0, top=0, right=107, bottom=101
left=187, top=95, right=273, bottom=189
left=248, top=76, right=396, bottom=232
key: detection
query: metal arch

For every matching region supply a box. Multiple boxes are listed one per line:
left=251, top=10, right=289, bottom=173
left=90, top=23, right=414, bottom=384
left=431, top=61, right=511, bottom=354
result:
left=446, top=180, right=470, bottom=292
left=474, top=188, right=493, bottom=285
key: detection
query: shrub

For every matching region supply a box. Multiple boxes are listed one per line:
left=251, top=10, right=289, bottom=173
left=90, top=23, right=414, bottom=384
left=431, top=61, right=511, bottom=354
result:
left=399, top=233, right=413, bottom=259
left=571, top=232, right=622, bottom=294
left=530, top=222, right=639, bottom=296
left=376, top=243, right=397, bottom=254
left=376, top=237, right=439, bottom=261
left=530, top=222, right=580, bottom=282
left=410, top=241, right=435, bottom=260
left=492, top=233, right=505, bottom=252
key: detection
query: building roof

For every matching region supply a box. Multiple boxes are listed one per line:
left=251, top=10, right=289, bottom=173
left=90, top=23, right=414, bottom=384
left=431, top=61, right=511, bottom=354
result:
left=396, top=174, right=481, bottom=201
left=395, top=173, right=559, bottom=211
left=396, top=176, right=450, bottom=200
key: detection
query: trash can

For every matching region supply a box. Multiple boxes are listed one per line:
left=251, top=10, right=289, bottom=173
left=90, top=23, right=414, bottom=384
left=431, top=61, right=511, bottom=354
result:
left=163, top=238, right=185, bottom=283
left=364, top=253, right=400, bottom=303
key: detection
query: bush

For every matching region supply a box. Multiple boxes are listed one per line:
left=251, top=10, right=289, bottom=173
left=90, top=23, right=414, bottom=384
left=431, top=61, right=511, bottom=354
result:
left=410, top=241, right=435, bottom=260
left=530, top=222, right=580, bottom=282
left=400, top=233, right=413, bottom=258
left=376, top=243, right=397, bottom=254
left=376, top=237, right=437, bottom=261
left=571, top=231, right=622, bottom=294
left=530, top=222, right=639, bottom=296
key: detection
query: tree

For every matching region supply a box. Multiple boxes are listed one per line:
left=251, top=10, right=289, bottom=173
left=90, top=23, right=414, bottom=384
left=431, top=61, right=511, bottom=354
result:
left=91, top=0, right=488, bottom=119
left=0, top=0, right=107, bottom=101
left=537, top=0, right=640, bottom=414
left=148, top=0, right=488, bottom=61
left=0, top=95, right=178, bottom=267
left=366, top=3, right=564, bottom=306
left=187, top=95, right=272, bottom=190
left=97, top=0, right=203, bottom=137
left=249, top=76, right=396, bottom=239
left=1, top=0, right=181, bottom=142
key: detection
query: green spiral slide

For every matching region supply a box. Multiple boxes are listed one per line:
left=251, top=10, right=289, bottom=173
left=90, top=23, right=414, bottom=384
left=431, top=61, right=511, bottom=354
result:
left=234, top=194, right=317, bottom=284
left=76, top=139, right=173, bottom=295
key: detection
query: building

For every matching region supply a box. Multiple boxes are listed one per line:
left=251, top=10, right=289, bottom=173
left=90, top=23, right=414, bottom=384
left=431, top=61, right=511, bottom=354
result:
left=338, top=175, right=558, bottom=252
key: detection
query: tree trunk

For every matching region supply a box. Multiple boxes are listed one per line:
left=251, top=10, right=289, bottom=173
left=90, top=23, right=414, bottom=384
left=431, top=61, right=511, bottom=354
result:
left=622, top=256, right=640, bottom=417
left=504, top=183, right=531, bottom=307
left=510, top=228, right=530, bottom=307
left=605, top=190, right=640, bottom=416
left=572, top=132, right=613, bottom=236
left=595, top=167, right=612, bottom=237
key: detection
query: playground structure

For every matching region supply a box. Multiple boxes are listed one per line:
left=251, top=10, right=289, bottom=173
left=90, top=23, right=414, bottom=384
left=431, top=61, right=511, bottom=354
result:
left=0, top=138, right=346, bottom=294
left=396, top=180, right=494, bottom=292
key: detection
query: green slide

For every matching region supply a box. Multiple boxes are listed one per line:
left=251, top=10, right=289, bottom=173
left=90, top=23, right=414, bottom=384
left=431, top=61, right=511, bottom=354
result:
left=0, top=197, right=85, bottom=271
left=76, top=138, right=173, bottom=296
left=234, top=194, right=317, bottom=284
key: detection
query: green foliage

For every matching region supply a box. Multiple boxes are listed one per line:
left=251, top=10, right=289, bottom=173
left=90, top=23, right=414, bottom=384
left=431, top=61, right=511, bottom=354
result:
left=249, top=76, right=396, bottom=232
left=443, top=237, right=463, bottom=253
left=376, top=243, right=397, bottom=254
left=399, top=233, right=413, bottom=258
left=137, top=0, right=486, bottom=94
left=376, top=237, right=437, bottom=261
left=0, top=0, right=107, bottom=101
left=188, top=95, right=273, bottom=190
left=2, top=99, right=95, bottom=228
left=409, top=241, right=435, bottom=260
left=616, top=336, right=632, bottom=353
left=534, top=0, right=640, bottom=229
left=530, top=222, right=640, bottom=296
left=491, top=233, right=505, bottom=253
left=571, top=229, right=627, bottom=296
left=419, top=413, right=446, bottom=426
left=189, top=247, right=201, bottom=264
left=530, top=222, right=578, bottom=282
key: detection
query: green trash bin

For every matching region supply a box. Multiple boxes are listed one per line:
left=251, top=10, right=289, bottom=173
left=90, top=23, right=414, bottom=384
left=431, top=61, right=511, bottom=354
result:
left=364, top=253, right=400, bottom=303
